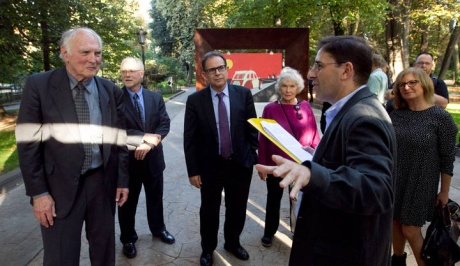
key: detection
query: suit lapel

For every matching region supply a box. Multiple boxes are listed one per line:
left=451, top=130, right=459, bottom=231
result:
left=96, top=77, right=111, bottom=128
left=122, top=87, right=144, bottom=130
left=95, top=77, right=112, bottom=166
left=50, top=68, right=81, bottom=142
left=313, top=88, right=371, bottom=161
left=227, top=84, right=238, bottom=139
left=202, top=87, right=219, bottom=143
left=142, top=90, right=152, bottom=130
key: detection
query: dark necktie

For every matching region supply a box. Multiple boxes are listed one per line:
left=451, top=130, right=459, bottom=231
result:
left=133, top=93, right=144, bottom=125
left=75, top=82, right=92, bottom=173
left=217, top=93, right=231, bottom=158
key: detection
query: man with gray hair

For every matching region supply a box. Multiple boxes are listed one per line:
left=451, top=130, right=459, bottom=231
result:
left=16, top=27, right=129, bottom=265
left=117, top=57, right=174, bottom=259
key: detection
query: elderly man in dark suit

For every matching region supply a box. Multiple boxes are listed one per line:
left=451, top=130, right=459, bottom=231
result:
left=257, top=36, right=397, bottom=265
left=15, top=27, right=129, bottom=266
left=184, top=51, right=258, bottom=266
left=117, top=57, right=174, bottom=259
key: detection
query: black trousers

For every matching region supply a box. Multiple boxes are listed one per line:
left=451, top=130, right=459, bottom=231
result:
left=264, top=174, right=293, bottom=237
left=118, top=158, right=165, bottom=244
left=200, top=157, right=253, bottom=253
left=41, top=167, right=115, bottom=266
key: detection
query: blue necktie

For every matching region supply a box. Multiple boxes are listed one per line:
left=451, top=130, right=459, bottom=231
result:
left=133, top=94, right=144, bottom=125
left=217, top=93, right=231, bottom=158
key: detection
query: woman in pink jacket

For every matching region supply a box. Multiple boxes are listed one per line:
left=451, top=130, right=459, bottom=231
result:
left=258, top=67, right=321, bottom=247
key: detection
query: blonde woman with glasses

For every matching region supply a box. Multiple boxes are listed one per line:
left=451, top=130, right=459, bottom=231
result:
left=390, top=67, right=457, bottom=266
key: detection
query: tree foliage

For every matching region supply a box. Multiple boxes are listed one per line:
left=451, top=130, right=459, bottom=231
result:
left=151, top=0, right=209, bottom=62
left=2, top=0, right=460, bottom=87
left=0, top=0, right=144, bottom=83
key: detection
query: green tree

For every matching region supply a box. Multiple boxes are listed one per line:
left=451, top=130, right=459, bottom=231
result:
left=0, top=0, right=144, bottom=82
left=382, top=0, right=460, bottom=82
left=151, top=0, right=213, bottom=84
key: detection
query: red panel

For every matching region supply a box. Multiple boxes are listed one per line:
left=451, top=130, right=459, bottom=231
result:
left=224, top=53, right=282, bottom=79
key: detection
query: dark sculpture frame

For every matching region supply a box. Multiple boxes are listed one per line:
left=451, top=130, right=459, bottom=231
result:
left=194, top=28, right=310, bottom=99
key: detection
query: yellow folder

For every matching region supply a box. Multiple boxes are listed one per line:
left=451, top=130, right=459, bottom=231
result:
left=248, top=118, right=312, bottom=164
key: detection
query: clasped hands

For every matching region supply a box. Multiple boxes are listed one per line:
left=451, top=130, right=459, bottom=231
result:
left=256, top=154, right=312, bottom=201
left=134, top=133, right=161, bottom=160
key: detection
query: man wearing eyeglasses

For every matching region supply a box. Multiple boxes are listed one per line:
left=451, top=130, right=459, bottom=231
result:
left=117, top=57, right=174, bottom=259
left=184, top=51, right=258, bottom=266
left=414, top=52, right=449, bottom=108
left=386, top=52, right=449, bottom=112
left=257, top=36, right=396, bottom=265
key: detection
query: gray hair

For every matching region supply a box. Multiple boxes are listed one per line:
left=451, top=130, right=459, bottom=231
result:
left=275, top=67, right=305, bottom=94
left=120, top=57, right=144, bottom=70
left=59, top=27, right=102, bottom=60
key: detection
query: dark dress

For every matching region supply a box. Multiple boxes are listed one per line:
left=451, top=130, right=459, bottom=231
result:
left=390, top=106, right=457, bottom=226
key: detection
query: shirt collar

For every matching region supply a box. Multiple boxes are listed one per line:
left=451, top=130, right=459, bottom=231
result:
left=67, top=72, right=95, bottom=94
left=126, top=86, right=144, bottom=98
left=325, top=85, right=366, bottom=129
left=210, top=84, right=229, bottom=98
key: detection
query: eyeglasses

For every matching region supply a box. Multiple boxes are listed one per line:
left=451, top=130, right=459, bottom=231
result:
left=205, top=65, right=227, bottom=74
left=121, top=70, right=142, bottom=75
left=294, top=104, right=302, bottom=120
left=310, top=61, right=342, bottom=71
left=398, top=80, right=420, bottom=89
left=416, top=61, right=432, bottom=66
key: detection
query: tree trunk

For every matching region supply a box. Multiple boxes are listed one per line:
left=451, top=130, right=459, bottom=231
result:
left=187, top=63, right=193, bottom=85
left=329, top=4, right=344, bottom=36
left=333, top=20, right=344, bottom=36
left=40, top=19, right=51, bottom=71
left=401, top=0, right=410, bottom=68
left=439, top=24, right=460, bottom=81
left=420, top=31, right=429, bottom=53
left=454, top=42, right=459, bottom=84
left=385, top=0, right=404, bottom=82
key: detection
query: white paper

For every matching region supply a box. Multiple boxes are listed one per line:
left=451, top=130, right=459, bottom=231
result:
left=260, top=121, right=312, bottom=162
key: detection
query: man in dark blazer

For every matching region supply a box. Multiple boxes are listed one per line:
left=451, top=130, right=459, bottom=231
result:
left=257, top=36, right=397, bottom=265
left=15, top=27, right=129, bottom=266
left=117, top=57, right=174, bottom=259
left=184, top=51, right=258, bottom=266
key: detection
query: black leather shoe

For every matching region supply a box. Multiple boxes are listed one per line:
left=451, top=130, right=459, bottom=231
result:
left=224, top=244, right=249, bottom=260
left=200, top=252, right=213, bottom=266
left=153, top=230, right=175, bottom=244
left=261, top=235, right=273, bottom=247
left=122, top=242, right=137, bottom=258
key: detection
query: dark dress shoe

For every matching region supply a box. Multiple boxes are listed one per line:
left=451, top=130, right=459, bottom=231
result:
left=200, top=252, right=213, bottom=266
left=122, top=242, right=137, bottom=258
left=224, top=244, right=249, bottom=260
left=261, top=235, right=273, bottom=247
left=153, top=230, right=175, bottom=244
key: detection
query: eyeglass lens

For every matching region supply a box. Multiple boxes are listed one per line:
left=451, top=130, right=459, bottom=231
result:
left=399, top=80, right=419, bottom=89
left=206, top=65, right=226, bottom=74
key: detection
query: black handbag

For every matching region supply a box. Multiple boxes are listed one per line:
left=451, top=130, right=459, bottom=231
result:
left=422, top=204, right=460, bottom=266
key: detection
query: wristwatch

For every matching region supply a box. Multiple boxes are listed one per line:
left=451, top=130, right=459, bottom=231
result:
left=142, top=139, right=155, bottom=149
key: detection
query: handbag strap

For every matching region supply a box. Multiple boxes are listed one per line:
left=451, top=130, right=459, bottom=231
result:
left=436, top=205, right=452, bottom=227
